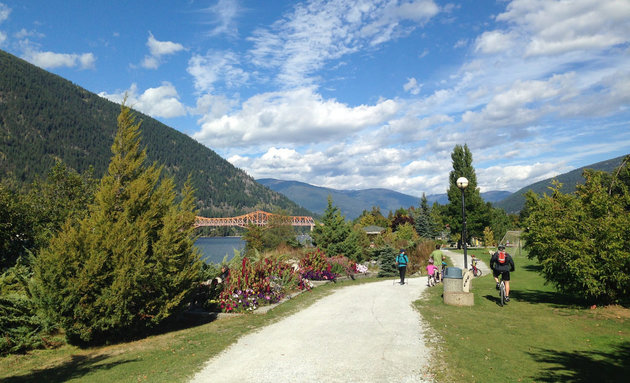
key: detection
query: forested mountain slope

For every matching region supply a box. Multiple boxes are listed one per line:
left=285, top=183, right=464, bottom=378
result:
left=0, top=50, right=310, bottom=217
left=494, top=155, right=627, bottom=213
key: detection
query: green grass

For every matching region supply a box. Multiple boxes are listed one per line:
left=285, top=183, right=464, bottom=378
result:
left=415, top=248, right=630, bottom=382
left=0, top=278, right=377, bottom=383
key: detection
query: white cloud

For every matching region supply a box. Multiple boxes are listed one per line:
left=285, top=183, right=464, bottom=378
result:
left=477, top=162, right=568, bottom=192
left=0, top=31, right=6, bottom=46
left=23, top=50, right=95, bottom=69
left=248, top=0, right=440, bottom=87
left=98, top=82, right=186, bottom=119
left=403, top=77, right=422, bottom=95
left=187, top=50, right=249, bottom=92
left=203, top=0, right=239, bottom=37
left=496, top=0, right=630, bottom=56
left=192, top=87, right=399, bottom=148
left=0, top=3, right=10, bottom=23
left=474, top=30, right=515, bottom=54
left=141, top=32, right=185, bottom=69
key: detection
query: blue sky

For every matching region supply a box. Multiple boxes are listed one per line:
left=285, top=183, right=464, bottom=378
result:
left=1, top=0, right=629, bottom=196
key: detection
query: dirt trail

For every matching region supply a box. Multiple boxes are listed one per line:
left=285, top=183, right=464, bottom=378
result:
left=189, top=278, right=434, bottom=383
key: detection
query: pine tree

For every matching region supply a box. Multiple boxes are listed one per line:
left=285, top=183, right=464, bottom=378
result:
left=32, top=105, right=202, bottom=345
left=312, top=196, right=352, bottom=256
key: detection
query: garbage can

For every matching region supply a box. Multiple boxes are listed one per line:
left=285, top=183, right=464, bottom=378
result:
left=443, top=267, right=463, bottom=293
left=443, top=266, right=474, bottom=306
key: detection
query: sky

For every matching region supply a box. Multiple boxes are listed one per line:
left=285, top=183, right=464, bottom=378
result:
left=1, top=0, right=629, bottom=197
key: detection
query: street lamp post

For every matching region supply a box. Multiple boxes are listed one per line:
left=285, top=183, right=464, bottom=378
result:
left=456, top=177, right=469, bottom=270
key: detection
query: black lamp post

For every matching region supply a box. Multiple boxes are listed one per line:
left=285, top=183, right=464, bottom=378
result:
left=457, top=177, right=469, bottom=270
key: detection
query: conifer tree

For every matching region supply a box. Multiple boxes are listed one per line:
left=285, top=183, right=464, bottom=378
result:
left=32, top=105, right=201, bottom=344
left=312, top=196, right=352, bottom=256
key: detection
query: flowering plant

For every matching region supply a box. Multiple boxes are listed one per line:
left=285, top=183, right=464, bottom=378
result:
left=218, top=256, right=307, bottom=313
left=299, top=249, right=338, bottom=281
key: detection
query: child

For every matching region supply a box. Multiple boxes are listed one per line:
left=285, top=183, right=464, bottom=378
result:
left=426, top=258, right=440, bottom=286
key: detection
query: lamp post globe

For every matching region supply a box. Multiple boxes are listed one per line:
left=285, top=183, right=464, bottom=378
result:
left=456, top=177, right=469, bottom=269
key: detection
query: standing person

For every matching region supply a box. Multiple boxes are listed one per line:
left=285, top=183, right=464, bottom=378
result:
left=490, top=245, right=515, bottom=301
left=396, top=249, right=408, bottom=285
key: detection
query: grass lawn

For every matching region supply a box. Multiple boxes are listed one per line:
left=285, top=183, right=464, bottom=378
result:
left=415, top=248, right=630, bottom=382
left=0, top=278, right=379, bottom=383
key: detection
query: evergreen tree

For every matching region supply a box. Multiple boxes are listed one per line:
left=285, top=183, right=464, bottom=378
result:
left=312, top=196, right=352, bottom=256
left=32, top=105, right=202, bottom=345
left=414, top=193, right=436, bottom=239
left=446, top=144, right=489, bottom=242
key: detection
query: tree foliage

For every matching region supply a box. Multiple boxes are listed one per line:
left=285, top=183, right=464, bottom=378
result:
left=523, top=156, right=630, bottom=303
left=312, top=196, right=359, bottom=259
left=32, top=105, right=202, bottom=345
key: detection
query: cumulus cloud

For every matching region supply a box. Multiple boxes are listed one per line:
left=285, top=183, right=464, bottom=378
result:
left=474, top=30, right=515, bottom=54
left=98, top=82, right=186, bottom=119
left=23, top=50, right=95, bottom=69
left=141, top=32, right=185, bottom=69
left=192, top=87, right=399, bottom=148
left=477, top=162, right=568, bottom=192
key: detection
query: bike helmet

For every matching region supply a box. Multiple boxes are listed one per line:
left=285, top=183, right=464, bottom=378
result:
left=428, top=258, right=434, bottom=264
left=498, top=244, right=505, bottom=250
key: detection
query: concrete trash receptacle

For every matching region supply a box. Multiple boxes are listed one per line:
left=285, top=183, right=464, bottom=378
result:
left=443, top=266, right=474, bottom=306
left=443, top=267, right=463, bottom=293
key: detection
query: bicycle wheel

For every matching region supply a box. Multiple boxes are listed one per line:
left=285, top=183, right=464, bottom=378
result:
left=499, top=281, right=506, bottom=306
left=474, top=268, right=482, bottom=277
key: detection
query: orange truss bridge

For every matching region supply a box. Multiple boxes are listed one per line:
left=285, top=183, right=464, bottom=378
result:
left=194, top=210, right=315, bottom=230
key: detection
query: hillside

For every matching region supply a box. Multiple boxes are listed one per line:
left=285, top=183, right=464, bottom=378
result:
left=257, top=178, right=512, bottom=219
left=0, top=49, right=310, bottom=218
left=494, top=155, right=628, bottom=213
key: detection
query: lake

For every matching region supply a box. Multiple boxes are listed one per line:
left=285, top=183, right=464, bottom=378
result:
left=194, top=237, right=245, bottom=264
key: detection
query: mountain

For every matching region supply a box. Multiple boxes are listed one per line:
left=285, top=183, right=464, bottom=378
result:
left=494, top=155, right=628, bottom=213
left=257, top=178, right=512, bottom=219
left=0, top=49, right=310, bottom=218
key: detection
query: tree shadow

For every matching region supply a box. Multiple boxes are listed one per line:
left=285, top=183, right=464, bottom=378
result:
left=528, top=342, right=630, bottom=382
left=482, top=294, right=507, bottom=307
left=2, top=354, right=134, bottom=383
left=509, top=289, right=586, bottom=308
left=522, top=264, right=543, bottom=272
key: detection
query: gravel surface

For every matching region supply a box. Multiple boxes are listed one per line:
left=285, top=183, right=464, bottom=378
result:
left=189, top=278, right=434, bottom=383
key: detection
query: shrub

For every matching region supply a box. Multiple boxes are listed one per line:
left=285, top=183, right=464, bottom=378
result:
left=299, top=249, right=337, bottom=280
left=0, top=295, right=48, bottom=356
left=376, top=246, right=398, bottom=277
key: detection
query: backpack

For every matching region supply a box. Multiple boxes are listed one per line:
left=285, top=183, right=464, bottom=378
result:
left=498, top=251, right=506, bottom=264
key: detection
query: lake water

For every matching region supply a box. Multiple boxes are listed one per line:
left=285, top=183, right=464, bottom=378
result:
left=194, top=237, right=245, bottom=264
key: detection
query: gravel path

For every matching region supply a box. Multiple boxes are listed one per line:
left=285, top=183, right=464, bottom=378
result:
left=189, top=278, right=434, bottom=383
left=442, top=249, right=491, bottom=276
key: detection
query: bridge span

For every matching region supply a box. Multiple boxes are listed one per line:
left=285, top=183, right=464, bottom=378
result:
left=194, top=210, right=315, bottom=230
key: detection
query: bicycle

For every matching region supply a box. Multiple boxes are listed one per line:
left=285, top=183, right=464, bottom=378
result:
left=470, top=258, right=482, bottom=277
left=498, top=277, right=507, bottom=306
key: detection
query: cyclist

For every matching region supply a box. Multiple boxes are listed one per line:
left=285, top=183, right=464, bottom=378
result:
left=490, top=245, right=515, bottom=301
left=426, top=258, right=440, bottom=286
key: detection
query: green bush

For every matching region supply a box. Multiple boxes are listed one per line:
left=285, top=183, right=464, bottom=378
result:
left=0, top=294, right=47, bottom=356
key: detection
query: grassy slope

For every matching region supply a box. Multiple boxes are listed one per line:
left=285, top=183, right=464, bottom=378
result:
left=415, top=249, right=630, bottom=382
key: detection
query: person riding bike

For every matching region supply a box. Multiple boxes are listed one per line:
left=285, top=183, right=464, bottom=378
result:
left=490, top=245, right=515, bottom=302
left=426, top=258, right=440, bottom=286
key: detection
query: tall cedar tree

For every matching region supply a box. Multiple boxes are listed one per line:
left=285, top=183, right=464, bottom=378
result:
left=32, top=105, right=202, bottom=345
left=446, top=144, right=489, bottom=241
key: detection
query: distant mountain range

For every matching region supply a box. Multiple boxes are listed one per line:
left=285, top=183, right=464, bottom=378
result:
left=257, top=178, right=512, bottom=219
left=260, top=153, right=627, bottom=219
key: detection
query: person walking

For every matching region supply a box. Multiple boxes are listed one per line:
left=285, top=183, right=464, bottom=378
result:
left=396, top=249, right=408, bottom=285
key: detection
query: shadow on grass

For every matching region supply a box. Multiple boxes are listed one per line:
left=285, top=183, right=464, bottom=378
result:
left=528, top=342, right=630, bottom=382
left=2, top=354, right=134, bottom=383
left=509, top=289, right=586, bottom=307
